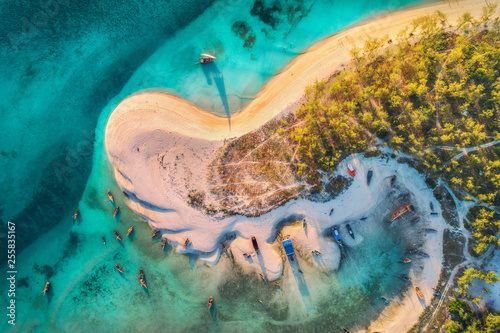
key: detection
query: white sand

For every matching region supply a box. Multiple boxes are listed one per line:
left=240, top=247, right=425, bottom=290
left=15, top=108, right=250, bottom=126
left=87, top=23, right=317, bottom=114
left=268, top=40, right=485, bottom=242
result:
left=104, top=0, right=486, bottom=331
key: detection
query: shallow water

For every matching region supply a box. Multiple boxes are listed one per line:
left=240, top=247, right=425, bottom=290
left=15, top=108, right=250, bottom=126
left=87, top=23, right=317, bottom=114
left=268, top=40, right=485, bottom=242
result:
left=1, top=0, right=427, bottom=331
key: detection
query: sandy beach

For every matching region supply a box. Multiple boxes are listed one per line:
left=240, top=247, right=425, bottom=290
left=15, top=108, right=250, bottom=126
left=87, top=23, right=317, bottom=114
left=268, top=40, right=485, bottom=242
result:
left=104, top=1, right=486, bottom=332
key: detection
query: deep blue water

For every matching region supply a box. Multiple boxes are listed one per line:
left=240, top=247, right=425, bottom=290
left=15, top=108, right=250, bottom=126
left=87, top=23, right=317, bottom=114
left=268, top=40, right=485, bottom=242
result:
left=0, top=0, right=426, bottom=331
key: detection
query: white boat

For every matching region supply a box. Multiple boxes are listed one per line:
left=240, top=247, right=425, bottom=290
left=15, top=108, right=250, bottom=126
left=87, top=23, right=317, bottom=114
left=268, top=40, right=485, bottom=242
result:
left=199, top=54, right=216, bottom=64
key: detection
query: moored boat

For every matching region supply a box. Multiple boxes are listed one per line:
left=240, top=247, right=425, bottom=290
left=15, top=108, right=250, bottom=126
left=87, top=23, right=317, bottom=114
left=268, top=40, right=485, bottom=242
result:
left=199, top=53, right=216, bottom=64
left=399, top=258, right=411, bottom=263
left=208, top=296, right=213, bottom=309
left=113, top=206, right=120, bottom=218
left=425, top=228, right=437, bottom=233
left=139, top=268, right=147, bottom=289
left=162, top=238, right=167, bottom=250
left=184, top=238, right=190, bottom=248
left=115, top=264, right=123, bottom=273
left=114, top=230, right=122, bottom=241
left=127, top=226, right=134, bottom=236
left=107, top=189, right=114, bottom=203
left=251, top=236, right=259, bottom=254
left=410, top=216, right=421, bottom=224
left=347, top=163, right=355, bottom=176
left=42, top=281, right=50, bottom=295
left=391, top=204, right=414, bottom=220
left=417, top=251, right=430, bottom=258
left=406, top=248, right=418, bottom=254
left=73, top=209, right=80, bottom=220
left=346, top=224, right=355, bottom=239
left=102, top=236, right=106, bottom=245
left=151, top=229, right=160, bottom=238
left=367, top=170, right=373, bottom=185
left=333, top=226, right=343, bottom=248
left=415, top=286, right=424, bottom=299
left=381, top=296, right=389, bottom=304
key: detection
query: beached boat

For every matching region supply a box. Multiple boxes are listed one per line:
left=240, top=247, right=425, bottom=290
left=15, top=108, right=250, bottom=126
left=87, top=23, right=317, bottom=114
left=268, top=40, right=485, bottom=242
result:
left=347, top=163, right=355, bottom=176
left=399, top=274, right=411, bottom=282
left=199, top=54, right=216, bottom=64
left=257, top=298, right=263, bottom=304
left=342, top=329, right=349, bottom=333
left=127, top=226, right=134, bottom=236
left=410, top=216, right=421, bottom=224
left=73, top=209, right=80, bottom=220
left=162, top=238, right=167, bottom=250
left=390, top=204, right=414, bottom=220
left=115, top=264, right=123, bottom=273
left=329, top=208, right=334, bottom=216
left=390, top=175, right=396, bottom=187
left=114, top=230, right=122, bottom=241
left=367, top=170, right=373, bottom=185
left=184, top=238, right=190, bottom=248
left=425, top=228, right=437, bottom=233
left=302, top=218, right=307, bottom=229
left=42, top=282, right=50, bottom=295
left=430, top=201, right=434, bottom=211
left=415, top=286, right=424, bottom=299
left=406, top=248, right=418, bottom=254
left=139, top=268, right=147, bottom=289
left=346, top=224, right=355, bottom=239
left=102, top=236, right=106, bottom=245
left=399, top=258, right=411, bottom=263
left=381, top=297, right=389, bottom=304
left=251, top=236, right=260, bottom=254
left=107, top=189, right=114, bottom=203
left=417, top=251, right=430, bottom=258
left=113, top=206, right=120, bottom=218
left=151, top=229, right=160, bottom=238
left=333, top=226, right=343, bottom=248
left=208, top=296, right=213, bottom=310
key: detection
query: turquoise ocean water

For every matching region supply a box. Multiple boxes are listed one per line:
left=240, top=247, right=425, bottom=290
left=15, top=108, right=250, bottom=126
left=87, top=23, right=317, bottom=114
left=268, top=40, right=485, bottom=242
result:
left=0, top=0, right=426, bottom=331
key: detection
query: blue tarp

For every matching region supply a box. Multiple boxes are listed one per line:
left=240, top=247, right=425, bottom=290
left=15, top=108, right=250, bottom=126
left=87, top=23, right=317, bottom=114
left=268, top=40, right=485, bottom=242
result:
left=282, top=239, right=295, bottom=256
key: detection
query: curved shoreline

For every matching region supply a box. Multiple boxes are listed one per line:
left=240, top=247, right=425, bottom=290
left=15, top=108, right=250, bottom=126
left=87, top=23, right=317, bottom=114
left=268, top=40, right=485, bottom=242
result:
left=104, top=1, right=484, bottom=332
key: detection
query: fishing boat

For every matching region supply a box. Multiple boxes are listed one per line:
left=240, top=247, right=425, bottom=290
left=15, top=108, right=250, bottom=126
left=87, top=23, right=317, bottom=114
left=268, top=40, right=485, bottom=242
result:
left=417, top=251, right=430, bottom=258
left=115, top=264, right=123, bottom=273
left=107, top=189, right=114, bottom=203
left=347, top=163, right=355, bottom=176
left=73, top=209, right=80, bottom=220
left=406, top=248, right=418, bottom=254
left=399, top=258, right=411, bottom=263
left=367, top=170, right=373, bottom=185
left=42, top=282, right=50, bottom=295
left=199, top=53, right=216, bottom=64
left=430, top=201, right=434, bottom=211
left=151, top=229, right=160, bottom=238
left=430, top=212, right=439, bottom=216
left=425, top=228, right=437, bottom=233
left=184, top=238, right=190, bottom=248
left=302, top=218, right=307, bottom=229
left=381, top=297, right=389, bottom=304
left=346, top=224, right=355, bottom=239
left=410, top=216, right=421, bottom=224
left=127, top=226, right=134, bottom=236
left=415, top=286, right=424, bottom=299
left=139, top=268, right=147, bottom=289
left=113, top=206, right=120, bottom=218
left=257, top=298, right=263, bottom=304
left=342, top=329, right=349, bottom=333
left=390, top=204, right=414, bottom=220
left=329, top=208, right=334, bottom=216
left=162, top=238, right=167, bottom=250
left=333, top=226, right=343, bottom=248
left=251, top=236, right=260, bottom=254
left=399, top=274, right=411, bottom=282
left=102, top=236, right=106, bottom=245
left=208, top=296, right=213, bottom=310
left=114, top=230, right=122, bottom=241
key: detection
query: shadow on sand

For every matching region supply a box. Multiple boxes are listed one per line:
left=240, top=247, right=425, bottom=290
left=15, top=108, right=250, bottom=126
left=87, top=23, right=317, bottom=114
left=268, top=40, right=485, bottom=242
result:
left=200, top=62, right=231, bottom=130
left=286, top=256, right=314, bottom=310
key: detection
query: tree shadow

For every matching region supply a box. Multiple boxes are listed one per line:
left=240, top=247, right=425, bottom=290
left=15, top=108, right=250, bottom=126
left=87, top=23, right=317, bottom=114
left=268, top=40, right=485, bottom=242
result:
left=200, top=62, right=231, bottom=130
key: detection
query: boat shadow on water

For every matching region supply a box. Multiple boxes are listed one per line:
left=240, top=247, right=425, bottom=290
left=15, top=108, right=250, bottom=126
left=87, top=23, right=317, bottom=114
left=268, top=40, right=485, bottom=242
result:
left=200, top=62, right=231, bottom=130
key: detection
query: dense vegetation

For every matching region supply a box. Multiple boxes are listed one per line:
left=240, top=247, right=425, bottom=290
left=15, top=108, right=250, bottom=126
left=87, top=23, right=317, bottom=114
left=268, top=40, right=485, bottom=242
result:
left=445, top=299, right=500, bottom=333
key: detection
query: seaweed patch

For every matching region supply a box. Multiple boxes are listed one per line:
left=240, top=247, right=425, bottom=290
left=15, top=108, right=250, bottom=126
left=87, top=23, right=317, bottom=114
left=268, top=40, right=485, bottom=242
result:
left=231, top=21, right=256, bottom=50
